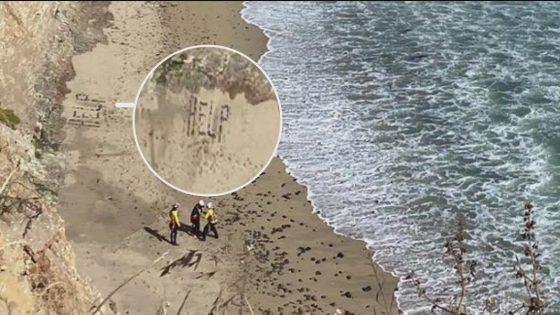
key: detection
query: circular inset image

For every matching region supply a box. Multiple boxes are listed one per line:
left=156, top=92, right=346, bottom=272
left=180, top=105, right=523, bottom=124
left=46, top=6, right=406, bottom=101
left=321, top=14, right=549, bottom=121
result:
left=133, top=45, right=282, bottom=196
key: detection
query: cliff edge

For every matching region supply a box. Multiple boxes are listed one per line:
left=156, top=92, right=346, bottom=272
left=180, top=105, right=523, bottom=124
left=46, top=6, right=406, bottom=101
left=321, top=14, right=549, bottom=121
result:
left=0, top=2, right=115, bottom=314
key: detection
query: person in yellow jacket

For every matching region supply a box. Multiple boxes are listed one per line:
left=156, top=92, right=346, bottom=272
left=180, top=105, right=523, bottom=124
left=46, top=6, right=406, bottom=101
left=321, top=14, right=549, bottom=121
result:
left=168, top=203, right=181, bottom=245
left=201, top=202, right=218, bottom=241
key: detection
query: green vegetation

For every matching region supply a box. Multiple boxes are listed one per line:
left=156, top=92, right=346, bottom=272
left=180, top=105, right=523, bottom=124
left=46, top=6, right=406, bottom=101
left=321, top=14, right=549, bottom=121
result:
left=150, top=48, right=275, bottom=105
left=0, top=108, right=21, bottom=129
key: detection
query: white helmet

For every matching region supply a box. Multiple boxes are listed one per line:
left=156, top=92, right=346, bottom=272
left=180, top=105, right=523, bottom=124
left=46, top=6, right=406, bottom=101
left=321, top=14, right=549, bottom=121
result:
left=207, top=202, right=213, bottom=208
left=198, top=200, right=205, bottom=206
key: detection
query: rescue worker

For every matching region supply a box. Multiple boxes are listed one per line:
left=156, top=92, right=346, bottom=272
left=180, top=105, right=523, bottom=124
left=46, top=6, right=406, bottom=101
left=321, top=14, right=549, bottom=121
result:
left=169, top=203, right=181, bottom=245
left=201, top=202, right=218, bottom=241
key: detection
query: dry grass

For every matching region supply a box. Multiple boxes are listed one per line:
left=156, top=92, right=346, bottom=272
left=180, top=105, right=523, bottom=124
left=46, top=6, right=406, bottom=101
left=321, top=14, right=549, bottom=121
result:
left=407, top=203, right=545, bottom=315
left=90, top=251, right=169, bottom=315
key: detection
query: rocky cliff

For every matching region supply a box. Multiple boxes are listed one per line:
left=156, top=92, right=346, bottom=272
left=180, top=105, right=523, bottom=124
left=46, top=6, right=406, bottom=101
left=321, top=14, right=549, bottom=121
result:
left=0, top=2, right=115, bottom=314
left=0, top=125, right=115, bottom=315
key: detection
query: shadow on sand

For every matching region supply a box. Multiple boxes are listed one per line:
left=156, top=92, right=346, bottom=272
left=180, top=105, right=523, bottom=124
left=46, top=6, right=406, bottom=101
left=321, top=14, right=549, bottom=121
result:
left=144, top=223, right=204, bottom=244
left=160, top=249, right=203, bottom=276
left=178, top=222, right=199, bottom=237
left=143, top=226, right=170, bottom=243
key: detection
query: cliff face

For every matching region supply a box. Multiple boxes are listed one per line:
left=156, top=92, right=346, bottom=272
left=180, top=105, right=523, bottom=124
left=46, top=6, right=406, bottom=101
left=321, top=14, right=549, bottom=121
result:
left=0, top=2, right=114, bottom=314
left=0, top=125, right=114, bottom=315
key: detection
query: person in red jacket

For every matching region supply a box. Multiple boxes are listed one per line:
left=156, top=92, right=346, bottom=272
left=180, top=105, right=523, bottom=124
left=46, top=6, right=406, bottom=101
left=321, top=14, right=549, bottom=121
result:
left=190, top=200, right=205, bottom=238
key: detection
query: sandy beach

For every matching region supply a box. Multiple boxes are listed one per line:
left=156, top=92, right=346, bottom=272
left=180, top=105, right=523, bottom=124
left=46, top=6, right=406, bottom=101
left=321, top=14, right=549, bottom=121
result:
left=134, top=46, right=281, bottom=195
left=54, top=1, right=399, bottom=314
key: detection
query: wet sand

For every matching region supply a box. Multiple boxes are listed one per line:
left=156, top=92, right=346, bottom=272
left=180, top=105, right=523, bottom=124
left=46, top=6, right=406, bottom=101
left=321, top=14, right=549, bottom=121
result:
left=56, top=1, right=399, bottom=314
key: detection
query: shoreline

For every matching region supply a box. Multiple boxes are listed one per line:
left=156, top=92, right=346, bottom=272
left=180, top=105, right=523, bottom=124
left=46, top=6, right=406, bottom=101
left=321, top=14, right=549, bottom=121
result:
left=51, top=1, right=400, bottom=314
left=241, top=0, right=404, bottom=309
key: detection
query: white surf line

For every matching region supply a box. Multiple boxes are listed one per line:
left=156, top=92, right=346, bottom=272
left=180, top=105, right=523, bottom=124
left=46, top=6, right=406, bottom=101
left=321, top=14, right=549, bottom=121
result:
left=115, top=102, right=135, bottom=108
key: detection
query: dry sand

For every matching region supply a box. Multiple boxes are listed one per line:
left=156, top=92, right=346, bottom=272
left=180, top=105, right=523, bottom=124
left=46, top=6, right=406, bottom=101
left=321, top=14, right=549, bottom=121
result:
left=55, top=1, right=400, bottom=314
left=135, top=47, right=281, bottom=195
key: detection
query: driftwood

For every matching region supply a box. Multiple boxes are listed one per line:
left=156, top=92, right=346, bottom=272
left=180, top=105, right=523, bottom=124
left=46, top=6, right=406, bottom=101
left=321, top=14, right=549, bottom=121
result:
left=244, top=296, right=255, bottom=315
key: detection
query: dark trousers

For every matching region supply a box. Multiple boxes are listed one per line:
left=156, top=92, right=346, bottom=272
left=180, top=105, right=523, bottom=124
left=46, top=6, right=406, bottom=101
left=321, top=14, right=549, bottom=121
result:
left=170, top=224, right=178, bottom=244
left=202, top=223, right=218, bottom=240
left=192, top=220, right=200, bottom=236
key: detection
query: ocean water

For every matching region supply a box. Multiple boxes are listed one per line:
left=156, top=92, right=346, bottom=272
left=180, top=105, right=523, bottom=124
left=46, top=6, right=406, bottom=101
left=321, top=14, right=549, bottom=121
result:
left=242, top=2, right=560, bottom=314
